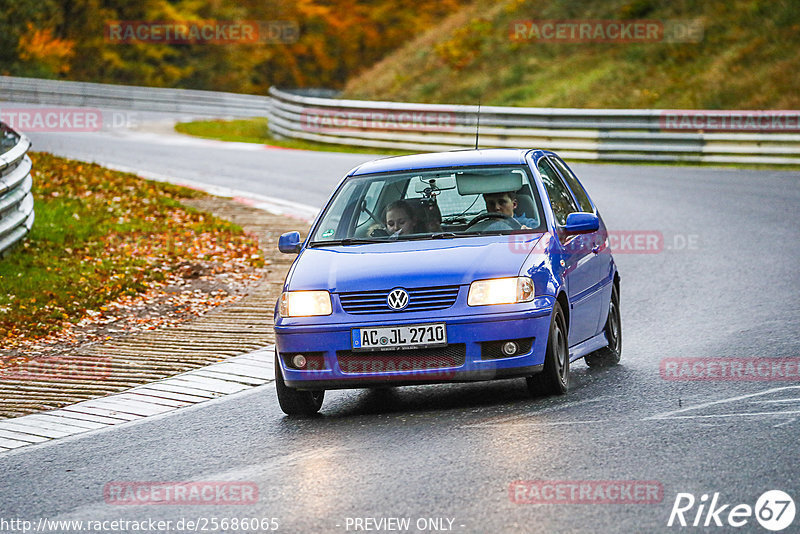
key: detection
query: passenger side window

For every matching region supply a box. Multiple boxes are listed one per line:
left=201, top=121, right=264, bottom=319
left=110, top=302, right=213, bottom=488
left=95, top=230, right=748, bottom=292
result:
left=538, top=159, right=579, bottom=226
left=550, top=156, right=593, bottom=213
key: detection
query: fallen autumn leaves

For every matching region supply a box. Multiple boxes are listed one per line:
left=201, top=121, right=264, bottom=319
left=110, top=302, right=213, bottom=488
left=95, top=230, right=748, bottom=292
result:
left=0, top=153, right=267, bottom=365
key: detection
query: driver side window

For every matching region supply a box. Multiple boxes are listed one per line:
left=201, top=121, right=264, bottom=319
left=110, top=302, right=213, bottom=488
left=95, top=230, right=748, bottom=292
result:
left=538, top=159, right=579, bottom=226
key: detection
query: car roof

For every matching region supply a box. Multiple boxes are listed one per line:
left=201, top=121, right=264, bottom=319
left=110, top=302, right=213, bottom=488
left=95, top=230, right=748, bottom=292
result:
left=350, top=148, right=538, bottom=176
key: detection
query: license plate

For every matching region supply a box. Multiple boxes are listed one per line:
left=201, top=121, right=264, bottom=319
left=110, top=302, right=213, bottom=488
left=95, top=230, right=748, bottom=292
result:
left=352, top=323, right=447, bottom=352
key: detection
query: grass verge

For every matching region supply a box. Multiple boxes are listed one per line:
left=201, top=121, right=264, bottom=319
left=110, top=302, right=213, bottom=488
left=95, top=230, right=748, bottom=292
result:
left=0, top=152, right=264, bottom=344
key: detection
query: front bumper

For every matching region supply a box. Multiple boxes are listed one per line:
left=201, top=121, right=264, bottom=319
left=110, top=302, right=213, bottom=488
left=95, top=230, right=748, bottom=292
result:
left=275, top=301, right=554, bottom=390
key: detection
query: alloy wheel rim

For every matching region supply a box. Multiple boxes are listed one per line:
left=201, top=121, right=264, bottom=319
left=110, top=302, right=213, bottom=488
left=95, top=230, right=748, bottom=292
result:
left=555, top=322, right=567, bottom=378
left=609, top=301, right=619, bottom=350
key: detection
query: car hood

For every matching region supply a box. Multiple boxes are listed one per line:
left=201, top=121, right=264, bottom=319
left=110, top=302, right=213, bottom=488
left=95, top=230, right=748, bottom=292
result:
left=288, top=234, right=543, bottom=292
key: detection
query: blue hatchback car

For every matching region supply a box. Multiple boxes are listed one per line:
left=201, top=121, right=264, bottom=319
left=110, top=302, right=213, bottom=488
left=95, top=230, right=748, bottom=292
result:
left=274, top=149, right=621, bottom=415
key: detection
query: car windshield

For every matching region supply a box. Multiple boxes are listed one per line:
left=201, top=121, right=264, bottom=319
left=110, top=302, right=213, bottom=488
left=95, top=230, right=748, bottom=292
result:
left=309, top=165, right=546, bottom=245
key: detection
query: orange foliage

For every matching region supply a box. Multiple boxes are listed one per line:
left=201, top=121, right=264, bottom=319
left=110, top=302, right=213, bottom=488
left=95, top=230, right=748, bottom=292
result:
left=18, top=23, right=75, bottom=74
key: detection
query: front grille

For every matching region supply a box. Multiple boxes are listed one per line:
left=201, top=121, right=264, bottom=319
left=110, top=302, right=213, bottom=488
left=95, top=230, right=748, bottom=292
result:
left=338, top=285, right=459, bottom=314
left=337, top=344, right=466, bottom=374
left=481, top=338, right=534, bottom=360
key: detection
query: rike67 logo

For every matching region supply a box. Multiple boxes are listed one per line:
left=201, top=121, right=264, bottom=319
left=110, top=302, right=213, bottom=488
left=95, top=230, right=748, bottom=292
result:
left=668, top=490, right=795, bottom=531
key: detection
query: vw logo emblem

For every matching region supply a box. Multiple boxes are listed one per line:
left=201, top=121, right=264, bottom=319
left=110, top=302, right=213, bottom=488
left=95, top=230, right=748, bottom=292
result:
left=387, top=288, right=409, bottom=310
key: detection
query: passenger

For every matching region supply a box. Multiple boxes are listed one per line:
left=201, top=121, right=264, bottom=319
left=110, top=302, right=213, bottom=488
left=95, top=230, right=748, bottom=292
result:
left=482, top=191, right=537, bottom=228
left=384, top=199, right=418, bottom=236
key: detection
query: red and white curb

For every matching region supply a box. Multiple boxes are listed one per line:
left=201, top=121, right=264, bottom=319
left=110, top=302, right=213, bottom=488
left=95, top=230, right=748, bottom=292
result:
left=0, top=346, right=275, bottom=454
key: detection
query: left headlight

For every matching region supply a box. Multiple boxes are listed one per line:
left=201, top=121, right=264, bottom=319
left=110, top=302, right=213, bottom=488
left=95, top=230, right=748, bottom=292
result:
left=279, top=291, right=332, bottom=317
left=467, top=277, right=535, bottom=306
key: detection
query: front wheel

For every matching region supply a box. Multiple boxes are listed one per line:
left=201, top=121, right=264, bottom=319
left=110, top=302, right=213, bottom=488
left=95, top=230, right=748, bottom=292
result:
left=526, top=301, right=569, bottom=396
left=275, top=352, right=324, bottom=416
left=585, top=284, right=621, bottom=368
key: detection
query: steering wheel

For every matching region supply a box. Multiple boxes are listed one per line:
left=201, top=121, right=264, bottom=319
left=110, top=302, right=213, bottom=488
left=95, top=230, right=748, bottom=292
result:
left=465, top=212, right=523, bottom=230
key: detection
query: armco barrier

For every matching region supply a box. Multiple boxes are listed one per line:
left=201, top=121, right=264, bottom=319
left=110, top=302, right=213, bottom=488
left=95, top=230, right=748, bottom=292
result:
left=267, top=87, right=800, bottom=165
left=0, top=122, right=34, bottom=258
left=0, top=76, right=270, bottom=117
left=2, top=77, right=798, bottom=165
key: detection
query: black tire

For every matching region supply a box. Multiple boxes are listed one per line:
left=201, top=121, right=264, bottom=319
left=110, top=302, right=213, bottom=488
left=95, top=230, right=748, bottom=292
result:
left=526, top=301, right=569, bottom=396
left=585, top=284, right=621, bottom=368
left=275, top=352, right=324, bottom=416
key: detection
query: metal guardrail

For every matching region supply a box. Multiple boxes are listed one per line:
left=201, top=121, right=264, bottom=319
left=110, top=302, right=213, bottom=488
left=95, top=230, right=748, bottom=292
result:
left=0, top=123, right=34, bottom=258
left=268, top=87, right=800, bottom=165
left=0, top=76, right=271, bottom=117
left=2, top=77, right=797, bottom=165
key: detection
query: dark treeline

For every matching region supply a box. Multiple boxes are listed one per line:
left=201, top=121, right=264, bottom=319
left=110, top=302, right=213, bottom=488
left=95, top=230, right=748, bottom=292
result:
left=0, top=0, right=464, bottom=94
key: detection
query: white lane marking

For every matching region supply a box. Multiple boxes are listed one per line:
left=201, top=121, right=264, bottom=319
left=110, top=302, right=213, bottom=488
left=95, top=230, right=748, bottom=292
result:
left=649, top=410, right=800, bottom=420
left=644, top=386, right=800, bottom=420
left=461, top=419, right=613, bottom=428
left=750, top=398, right=800, bottom=404
left=87, top=161, right=319, bottom=222
left=463, top=395, right=621, bottom=428
left=773, top=418, right=797, bottom=428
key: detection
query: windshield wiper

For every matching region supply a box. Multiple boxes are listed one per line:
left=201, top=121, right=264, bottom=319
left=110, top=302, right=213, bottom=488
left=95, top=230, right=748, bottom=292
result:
left=309, top=237, right=388, bottom=247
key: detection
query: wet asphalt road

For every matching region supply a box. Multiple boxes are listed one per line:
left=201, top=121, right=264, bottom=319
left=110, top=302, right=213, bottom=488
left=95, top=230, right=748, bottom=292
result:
left=1, top=118, right=799, bottom=533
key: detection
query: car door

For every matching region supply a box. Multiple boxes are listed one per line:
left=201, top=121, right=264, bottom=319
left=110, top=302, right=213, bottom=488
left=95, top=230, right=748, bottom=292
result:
left=549, top=155, right=613, bottom=337
left=537, top=157, right=602, bottom=346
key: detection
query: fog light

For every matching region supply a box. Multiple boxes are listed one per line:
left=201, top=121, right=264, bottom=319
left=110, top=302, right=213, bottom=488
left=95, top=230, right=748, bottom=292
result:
left=292, top=354, right=307, bottom=369
left=502, top=342, right=518, bottom=356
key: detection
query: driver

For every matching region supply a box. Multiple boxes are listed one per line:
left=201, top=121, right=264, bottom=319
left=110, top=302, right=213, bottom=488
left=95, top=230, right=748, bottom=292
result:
left=482, top=191, right=536, bottom=228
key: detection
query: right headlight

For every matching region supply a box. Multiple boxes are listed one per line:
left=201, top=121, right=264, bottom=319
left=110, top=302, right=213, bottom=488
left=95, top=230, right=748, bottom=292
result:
left=467, top=276, right=535, bottom=306
left=279, top=291, right=332, bottom=317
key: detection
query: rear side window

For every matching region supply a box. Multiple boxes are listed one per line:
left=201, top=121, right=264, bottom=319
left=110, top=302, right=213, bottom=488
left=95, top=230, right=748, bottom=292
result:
left=538, top=158, right=578, bottom=226
left=550, top=156, right=593, bottom=213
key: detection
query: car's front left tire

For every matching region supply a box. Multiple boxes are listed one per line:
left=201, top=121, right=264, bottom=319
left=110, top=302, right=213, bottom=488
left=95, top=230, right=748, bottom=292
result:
left=275, top=352, right=325, bottom=416
left=526, top=301, right=569, bottom=396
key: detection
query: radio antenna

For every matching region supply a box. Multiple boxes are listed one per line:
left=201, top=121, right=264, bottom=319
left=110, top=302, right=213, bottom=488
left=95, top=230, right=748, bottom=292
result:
left=474, top=100, right=481, bottom=150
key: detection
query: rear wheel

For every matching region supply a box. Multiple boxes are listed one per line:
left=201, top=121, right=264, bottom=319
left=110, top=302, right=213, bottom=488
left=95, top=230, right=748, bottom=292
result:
left=275, top=352, right=324, bottom=416
left=585, top=284, right=621, bottom=368
left=526, top=301, right=569, bottom=396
